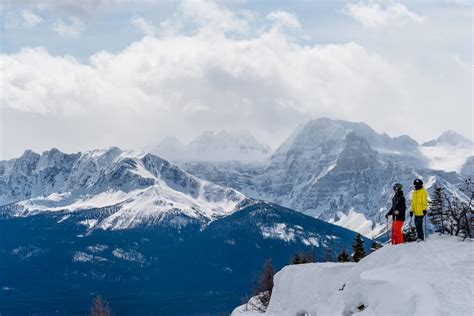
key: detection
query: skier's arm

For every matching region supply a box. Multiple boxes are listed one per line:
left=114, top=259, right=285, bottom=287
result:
left=400, top=196, right=407, bottom=212
left=421, top=189, right=428, bottom=211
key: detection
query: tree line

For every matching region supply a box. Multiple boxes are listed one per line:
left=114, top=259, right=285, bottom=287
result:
left=429, top=178, right=473, bottom=239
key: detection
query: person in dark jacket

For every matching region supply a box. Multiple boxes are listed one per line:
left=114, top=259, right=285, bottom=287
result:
left=385, top=183, right=407, bottom=245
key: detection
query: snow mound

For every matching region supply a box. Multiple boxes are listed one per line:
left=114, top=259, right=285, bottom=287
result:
left=233, top=235, right=474, bottom=316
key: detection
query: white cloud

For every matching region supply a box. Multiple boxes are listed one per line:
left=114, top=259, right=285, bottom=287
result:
left=5, top=9, right=43, bottom=29
left=266, top=10, right=301, bottom=29
left=52, top=16, right=85, bottom=37
left=0, top=0, right=471, bottom=159
left=180, top=0, right=249, bottom=33
left=346, top=2, right=425, bottom=28
left=131, top=16, right=157, bottom=36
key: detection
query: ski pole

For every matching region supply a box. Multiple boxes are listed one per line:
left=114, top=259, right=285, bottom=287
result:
left=393, top=213, right=397, bottom=244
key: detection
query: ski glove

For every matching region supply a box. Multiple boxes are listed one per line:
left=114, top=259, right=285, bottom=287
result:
left=423, top=210, right=427, bottom=216
left=394, top=210, right=399, bottom=215
left=410, top=211, right=413, bottom=217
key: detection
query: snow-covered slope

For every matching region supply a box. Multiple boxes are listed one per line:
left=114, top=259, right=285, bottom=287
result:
left=0, top=147, right=245, bottom=229
left=233, top=235, right=474, bottom=316
left=421, top=131, right=474, bottom=172
left=153, top=130, right=272, bottom=162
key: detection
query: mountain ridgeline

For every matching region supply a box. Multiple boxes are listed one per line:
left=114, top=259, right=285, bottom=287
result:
left=180, top=118, right=471, bottom=237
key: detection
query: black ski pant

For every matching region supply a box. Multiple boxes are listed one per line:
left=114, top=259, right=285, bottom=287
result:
left=414, top=215, right=424, bottom=240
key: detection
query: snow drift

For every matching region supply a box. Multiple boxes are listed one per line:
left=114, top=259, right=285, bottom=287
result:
left=233, top=235, right=474, bottom=316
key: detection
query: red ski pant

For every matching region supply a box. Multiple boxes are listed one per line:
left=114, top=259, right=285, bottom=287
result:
left=391, top=220, right=404, bottom=245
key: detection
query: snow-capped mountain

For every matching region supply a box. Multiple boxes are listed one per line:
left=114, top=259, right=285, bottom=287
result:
left=0, top=147, right=245, bottom=230
left=422, top=130, right=473, bottom=147
left=233, top=235, right=474, bottom=316
left=182, top=118, right=467, bottom=237
left=275, top=118, right=420, bottom=158
left=420, top=130, right=474, bottom=172
left=153, top=130, right=272, bottom=162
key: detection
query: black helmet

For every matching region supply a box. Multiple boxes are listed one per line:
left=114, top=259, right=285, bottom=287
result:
left=393, top=183, right=403, bottom=191
left=413, top=179, right=423, bottom=186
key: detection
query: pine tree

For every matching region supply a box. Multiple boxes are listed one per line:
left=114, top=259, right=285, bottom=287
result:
left=458, top=178, right=473, bottom=239
left=251, top=259, right=275, bottom=312
left=429, top=185, right=446, bottom=234
left=352, top=233, right=366, bottom=262
left=370, top=240, right=382, bottom=252
left=91, top=295, right=111, bottom=316
left=337, top=249, right=350, bottom=262
left=290, top=251, right=314, bottom=265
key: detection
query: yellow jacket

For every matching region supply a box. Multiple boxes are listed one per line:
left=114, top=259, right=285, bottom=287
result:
left=411, top=188, right=428, bottom=215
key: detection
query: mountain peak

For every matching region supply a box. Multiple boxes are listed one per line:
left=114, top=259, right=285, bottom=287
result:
left=423, top=130, right=473, bottom=147
left=275, top=117, right=418, bottom=156
left=154, top=130, right=272, bottom=162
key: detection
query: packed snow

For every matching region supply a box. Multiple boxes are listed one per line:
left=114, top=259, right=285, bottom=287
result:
left=233, top=235, right=474, bottom=316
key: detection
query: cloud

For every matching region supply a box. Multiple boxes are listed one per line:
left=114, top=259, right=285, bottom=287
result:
left=131, top=16, right=157, bottom=36
left=52, top=16, right=85, bottom=36
left=180, top=0, right=249, bottom=33
left=5, top=9, right=43, bottom=29
left=266, top=10, right=301, bottom=29
left=0, top=0, right=471, bottom=159
left=346, top=2, right=425, bottom=28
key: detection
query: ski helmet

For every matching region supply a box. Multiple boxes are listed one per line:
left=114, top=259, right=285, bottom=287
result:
left=393, top=183, right=403, bottom=191
left=413, top=179, right=423, bottom=186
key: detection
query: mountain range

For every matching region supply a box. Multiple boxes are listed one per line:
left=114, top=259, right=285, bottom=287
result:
left=180, top=118, right=472, bottom=237
left=0, top=145, right=369, bottom=315
left=1, top=117, right=472, bottom=314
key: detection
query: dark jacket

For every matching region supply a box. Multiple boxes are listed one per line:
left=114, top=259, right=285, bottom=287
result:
left=386, top=191, right=406, bottom=221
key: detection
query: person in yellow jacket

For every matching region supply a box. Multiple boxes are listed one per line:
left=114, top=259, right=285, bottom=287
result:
left=410, top=179, right=428, bottom=241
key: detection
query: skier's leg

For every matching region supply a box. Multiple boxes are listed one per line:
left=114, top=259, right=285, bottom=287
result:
left=415, top=216, right=424, bottom=241
left=399, top=221, right=404, bottom=244
left=395, top=221, right=403, bottom=244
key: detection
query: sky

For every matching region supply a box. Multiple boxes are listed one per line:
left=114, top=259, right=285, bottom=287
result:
left=0, top=0, right=472, bottom=159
